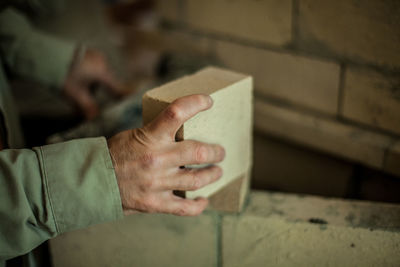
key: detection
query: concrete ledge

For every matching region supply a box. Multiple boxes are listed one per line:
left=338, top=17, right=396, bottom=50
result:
left=50, top=191, right=400, bottom=267
left=241, top=191, right=400, bottom=231
left=223, top=191, right=400, bottom=267
left=50, top=213, right=218, bottom=267
left=223, top=216, right=400, bottom=267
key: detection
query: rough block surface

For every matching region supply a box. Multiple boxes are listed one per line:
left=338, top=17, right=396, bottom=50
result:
left=223, top=191, right=400, bottom=267
left=208, top=171, right=250, bottom=213
left=50, top=213, right=217, bottom=267
left=50, top=192, right=400, bottom=267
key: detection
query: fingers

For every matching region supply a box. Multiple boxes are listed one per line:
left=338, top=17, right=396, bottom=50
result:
left=163, top=196, right=209, bottom=216
left=163, top=165, right=223, bottom=191
left=170, top=140, right=225, bottom=167
left=147, top=94, right=213, bottom=140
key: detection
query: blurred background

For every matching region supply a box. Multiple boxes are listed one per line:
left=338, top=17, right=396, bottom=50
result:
left=9, top=0, right=400, bottom=266
left=15, top=0, right=400, bottom=203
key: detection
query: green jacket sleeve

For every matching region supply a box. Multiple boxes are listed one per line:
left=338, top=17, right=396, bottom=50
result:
left=0, top=7, right=76, bottom=88
left=0, top=137, right=123, bottom=261
left=3, top=0, right=66, bottom=16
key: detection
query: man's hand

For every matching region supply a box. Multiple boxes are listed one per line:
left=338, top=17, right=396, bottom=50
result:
left=107, top=94, right=225, bottom=216
left=63, top=48, right=125, bottom=120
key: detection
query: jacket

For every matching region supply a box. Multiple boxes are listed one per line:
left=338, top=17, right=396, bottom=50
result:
left=0, top=3, right=123, bottom=265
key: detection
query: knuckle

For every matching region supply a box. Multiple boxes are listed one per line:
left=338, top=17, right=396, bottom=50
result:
left=174, top=206, right=189, bottom=216
left=175, top=203, right=201, bottom=216
left=140, top=153, right=155, bottom=168
left=142, top=195, right=158, bottom=210
left=165, top=105, right=184, bottom=121
left=140, top=153, right=161, bottom=169
left=143, top=176, right=159, bottom=190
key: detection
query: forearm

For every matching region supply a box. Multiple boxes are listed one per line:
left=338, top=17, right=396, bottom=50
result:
left=0, top=137, right=123, bottom=260
left=0, top=7, right=76, bottom=89
left=1, top=0, right=66, bottom=15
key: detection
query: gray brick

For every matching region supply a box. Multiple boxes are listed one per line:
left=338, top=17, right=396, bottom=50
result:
left=216, top=41, right=340, bottom=115
left=342, top=68, right=400, bottom=135
left=185, top=0, right=292, bottom=45
left=299, top=0, right=400, bottom=68
left=50, top=213, right=217, bottom=267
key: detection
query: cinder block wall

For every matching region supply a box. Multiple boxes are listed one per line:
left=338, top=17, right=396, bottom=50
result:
left=49, top=2, right=400, bottom=265
left=51, top=191, right=400, bottom=266
left=155, top=0, right=400, bottom=201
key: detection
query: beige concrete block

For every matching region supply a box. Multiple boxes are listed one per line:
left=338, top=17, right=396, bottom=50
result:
left=50, top=213, right=217, bottom=267
left=384, top=141, right=400, bottom=177
left=342, top=68, right=400, bottom=135
left=299, top=0, right=400, bottom=67
left=253, top=134, right=353, bottom=197
left=208, top=170, right=250, bottom=213
left=223, top=191, right=400, bottom=267
left=216, top=41, right=340, bottom=115
left=155, top=0, right=179, bottom=21
left=254, top=99, right=393, bottom=169
left=143, top=67, right=253, bottom=207
left=185, top=0, right=292, bottom=46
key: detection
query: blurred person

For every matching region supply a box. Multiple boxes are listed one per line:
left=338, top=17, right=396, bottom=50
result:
left=0, top=1, right=224, bottom=266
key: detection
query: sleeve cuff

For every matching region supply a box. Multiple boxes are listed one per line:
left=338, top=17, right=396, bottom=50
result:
left=35, top=137, right=123, bottom=234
